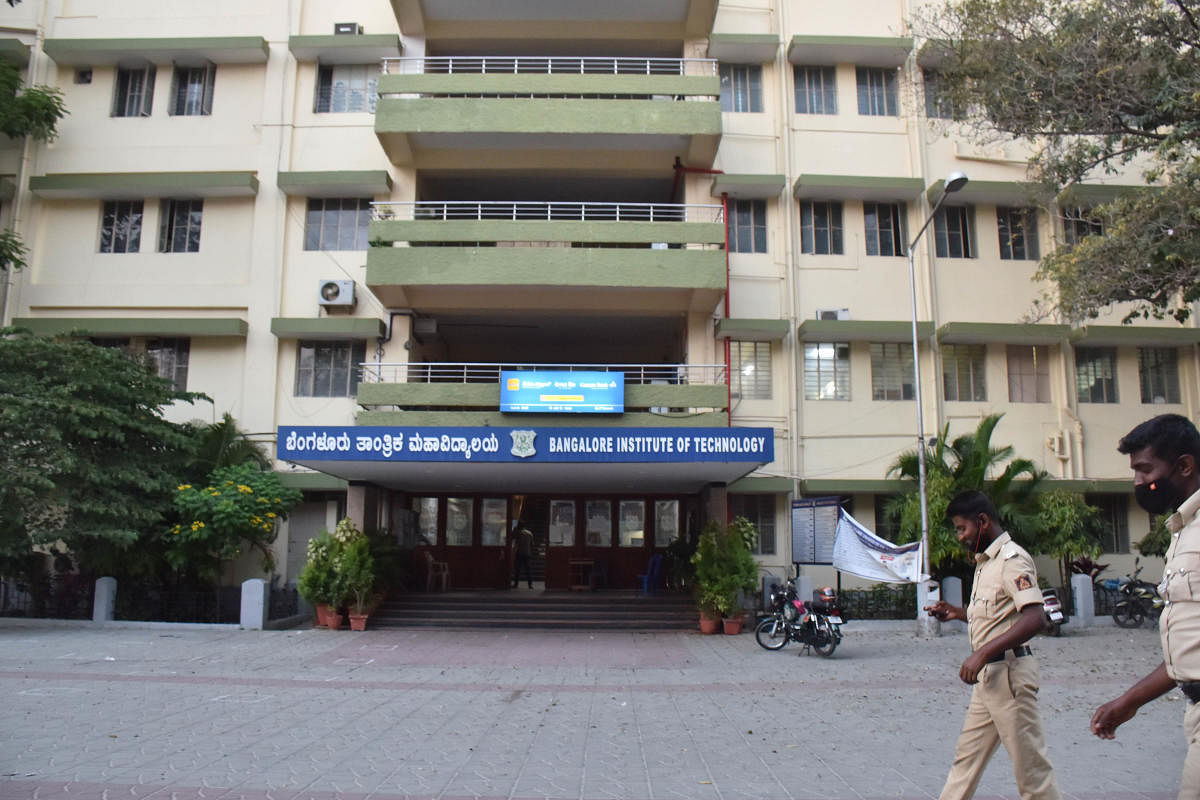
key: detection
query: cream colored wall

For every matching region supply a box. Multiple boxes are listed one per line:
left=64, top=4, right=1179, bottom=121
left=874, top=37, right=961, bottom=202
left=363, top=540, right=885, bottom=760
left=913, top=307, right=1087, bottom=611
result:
left=298, top=1, right=400, bottom=35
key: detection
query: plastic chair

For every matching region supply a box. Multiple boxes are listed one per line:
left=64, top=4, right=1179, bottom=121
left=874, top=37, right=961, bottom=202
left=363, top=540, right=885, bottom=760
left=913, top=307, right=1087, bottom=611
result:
left=423, top=550, right=450, bottom=592
left=637, top=554, right=664, bottom=596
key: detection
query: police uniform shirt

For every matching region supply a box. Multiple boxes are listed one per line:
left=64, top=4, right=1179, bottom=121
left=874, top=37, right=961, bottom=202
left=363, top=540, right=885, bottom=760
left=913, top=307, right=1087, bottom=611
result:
left=968, top=531, right=1045, bottom=652
left=1161, top=487, right=1200, bottom=681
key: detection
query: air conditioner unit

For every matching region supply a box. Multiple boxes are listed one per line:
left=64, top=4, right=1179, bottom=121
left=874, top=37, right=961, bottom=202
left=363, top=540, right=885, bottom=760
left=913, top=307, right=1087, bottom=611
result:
left=334, top=22, right=363, bottom=35
left=318, top=279, right=355, bottom=307
left=816, top=308, right=850, bottom=321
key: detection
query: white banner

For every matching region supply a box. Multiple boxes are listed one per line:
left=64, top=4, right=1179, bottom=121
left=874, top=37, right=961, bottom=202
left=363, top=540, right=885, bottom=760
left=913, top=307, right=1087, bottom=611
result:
left=832, top=511, right=922, bottom=584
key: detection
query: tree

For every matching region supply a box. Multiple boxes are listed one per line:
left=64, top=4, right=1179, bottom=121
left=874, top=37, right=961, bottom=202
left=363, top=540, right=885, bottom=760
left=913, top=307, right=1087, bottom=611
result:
left=1030, top=488, right=1103, bottom=588
left=182, top=412, right=271, bottom=481
left=886, top=414, right=1044, bottom=574
left=0, top=328, right=200, bottom=560
left=914, top=0, right=1200, bottom=322
left=0, top=60, right=66, bottom=270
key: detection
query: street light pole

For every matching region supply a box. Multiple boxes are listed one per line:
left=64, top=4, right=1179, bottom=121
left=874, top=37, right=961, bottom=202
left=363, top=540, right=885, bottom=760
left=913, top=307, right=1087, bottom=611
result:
left=908, top=172, right=968, bottom=637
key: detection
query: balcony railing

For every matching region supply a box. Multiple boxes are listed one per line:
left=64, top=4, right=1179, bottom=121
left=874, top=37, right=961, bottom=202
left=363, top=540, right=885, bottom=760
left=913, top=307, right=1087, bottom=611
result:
left=381, top=56, right=718, bottom=77
left=360, top=362, right=728, bottom=385
left=372, top=201, right=724, bottom=224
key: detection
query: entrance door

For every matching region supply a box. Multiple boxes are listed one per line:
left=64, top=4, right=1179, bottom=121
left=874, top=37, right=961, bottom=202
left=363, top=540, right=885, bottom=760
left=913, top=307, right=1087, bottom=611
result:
left=514, top=497, right=549, bottom=587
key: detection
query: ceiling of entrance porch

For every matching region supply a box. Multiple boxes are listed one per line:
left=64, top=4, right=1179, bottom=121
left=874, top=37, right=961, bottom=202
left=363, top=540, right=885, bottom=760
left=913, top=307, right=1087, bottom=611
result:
left=281, top=458, right=761, bottom=494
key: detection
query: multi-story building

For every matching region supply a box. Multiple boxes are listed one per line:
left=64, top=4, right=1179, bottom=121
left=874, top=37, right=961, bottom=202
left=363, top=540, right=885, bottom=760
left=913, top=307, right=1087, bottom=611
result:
left=3, top=1, right=1192, bottom=591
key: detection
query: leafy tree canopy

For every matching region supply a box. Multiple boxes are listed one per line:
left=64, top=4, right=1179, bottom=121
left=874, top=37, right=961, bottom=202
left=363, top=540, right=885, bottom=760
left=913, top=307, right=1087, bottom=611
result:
left=916, top=0, right=1200, bottom=322
left=0, top=328, right=201, bottom=559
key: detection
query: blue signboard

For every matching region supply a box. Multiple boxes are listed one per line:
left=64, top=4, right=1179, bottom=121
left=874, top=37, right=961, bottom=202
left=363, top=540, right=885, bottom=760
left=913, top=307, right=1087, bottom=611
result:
left=500, top=370, right=623, bottom=413
left=278, top=425, right=772, bottom=464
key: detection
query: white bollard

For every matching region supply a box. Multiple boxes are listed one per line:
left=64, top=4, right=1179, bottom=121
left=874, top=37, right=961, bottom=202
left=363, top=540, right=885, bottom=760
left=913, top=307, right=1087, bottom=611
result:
left=93, top=576, right=116, bottom=622
left=1071, top=573, right=1095, bottom=627
left=941, top=576, right=966, bottom=633
left=240, top=578, right=268, bottom=630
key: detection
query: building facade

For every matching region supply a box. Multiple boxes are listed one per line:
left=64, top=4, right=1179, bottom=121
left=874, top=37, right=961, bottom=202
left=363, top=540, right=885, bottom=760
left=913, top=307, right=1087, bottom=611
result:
left=2, top=0, right=1192, bottom=590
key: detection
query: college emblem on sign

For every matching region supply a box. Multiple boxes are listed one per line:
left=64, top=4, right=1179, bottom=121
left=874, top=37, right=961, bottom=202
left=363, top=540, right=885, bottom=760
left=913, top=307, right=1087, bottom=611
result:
left=510, top=429, right=537, bottom=458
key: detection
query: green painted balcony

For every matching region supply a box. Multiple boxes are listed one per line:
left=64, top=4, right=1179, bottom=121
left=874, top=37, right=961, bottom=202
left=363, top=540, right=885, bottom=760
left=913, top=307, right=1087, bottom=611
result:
left=356, top=362, right=729, bottom=428
left=365, top=201, right=727, bottom=312
left=374, top=56, right=721, bottom=166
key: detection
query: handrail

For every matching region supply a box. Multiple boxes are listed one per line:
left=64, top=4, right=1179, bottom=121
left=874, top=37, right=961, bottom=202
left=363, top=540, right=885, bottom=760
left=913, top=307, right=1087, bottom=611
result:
left=372, top=201, right=724, bottom=224
left=381, top=56, right=718, bottom=77
left=359, top=362, right=728, bottom=385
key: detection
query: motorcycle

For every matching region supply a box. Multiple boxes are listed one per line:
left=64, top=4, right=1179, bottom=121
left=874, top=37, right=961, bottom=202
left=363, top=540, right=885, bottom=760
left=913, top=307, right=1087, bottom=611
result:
left=1106, top=560, right=1164, bottom=628
left=1041, top=587, right=1066, bottom=636
left=755, top=580, right=843, bottom=657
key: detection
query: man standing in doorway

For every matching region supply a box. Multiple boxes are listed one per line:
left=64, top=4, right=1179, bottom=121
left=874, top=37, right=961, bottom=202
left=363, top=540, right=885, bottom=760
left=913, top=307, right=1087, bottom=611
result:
left=1092, top=414, right=1200, bottom=797
left=512, top=527, right=534, bottom=589
left=925, top=490, right=1062, bottom=800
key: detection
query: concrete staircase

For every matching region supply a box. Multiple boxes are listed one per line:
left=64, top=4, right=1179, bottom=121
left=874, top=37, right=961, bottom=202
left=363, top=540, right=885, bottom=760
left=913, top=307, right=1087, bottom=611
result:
left=370, top=590, right=697, bottom=631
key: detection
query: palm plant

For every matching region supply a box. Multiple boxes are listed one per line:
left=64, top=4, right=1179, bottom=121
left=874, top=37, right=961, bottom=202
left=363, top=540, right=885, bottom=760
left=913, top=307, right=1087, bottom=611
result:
left=184, top=412, right=271, bottom=478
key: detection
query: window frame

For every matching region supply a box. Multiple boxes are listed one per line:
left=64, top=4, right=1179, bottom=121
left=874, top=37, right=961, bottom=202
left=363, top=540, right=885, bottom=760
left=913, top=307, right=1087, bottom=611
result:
left=1061, top=207, right=1104, bottom=247
left=145, top=337, right=190, bottom=392
left=169, top=63, right=216, bottom=116
left=730, top=494, right=776, bottom=556
left=997, top=206, right=1040, bottom=261
left=855, top=66, right=899, bottom=116
left=294, top=339, right=367, bottom=398
left=793, top=64, right=837, bottom=115
left=112, top=65, right=155, bottom=118
left=315, top=63, right=381, bottom=113
left=870, top=342, right=914, bottom=401
left=934, top=205, right=975, bottom=258
left=1006, top=344, right=1051, bottom=403
left=99, top=200, right=144, bottom=253
left=863, top=201, right=906, bottom=257
left=922, top=70, right=957, bottom=119
left=1085, top=494, right=1130, bottom=554
left=941, top=344, right=987, bottom=402
left=727, top=198, right=767, bottom=254
left=304, top=197, right=373, bottom=251
left=1075, top=346, right=1119, bottom=404
left=730, top=340, right=772, bottom=400
left=1138, top=346, right=1181, bottom=404
left=803, top=341, right=851, bottom=401
left=719, top=63, right=763, bottom=113
left=799, top=200, right=844, bottom=255
left=157, top=198, right=203, bottom=253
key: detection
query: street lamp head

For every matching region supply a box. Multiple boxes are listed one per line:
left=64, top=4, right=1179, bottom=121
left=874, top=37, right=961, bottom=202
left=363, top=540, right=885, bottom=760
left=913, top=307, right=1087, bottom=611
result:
left=944, top=171, right=969, bottom=194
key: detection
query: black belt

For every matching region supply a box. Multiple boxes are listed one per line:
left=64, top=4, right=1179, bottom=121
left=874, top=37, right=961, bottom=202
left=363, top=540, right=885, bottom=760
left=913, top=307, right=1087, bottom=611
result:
left=986, top=645, right=1033, bottom=664
left=1179, top=681, right=1200, bottom=704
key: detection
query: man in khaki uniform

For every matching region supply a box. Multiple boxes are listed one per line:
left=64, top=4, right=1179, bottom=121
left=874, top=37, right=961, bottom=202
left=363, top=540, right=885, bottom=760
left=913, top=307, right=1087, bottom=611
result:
left=1092, top=414, right=1200, bottom=798
left=925, top=490, right=1062, bottom=800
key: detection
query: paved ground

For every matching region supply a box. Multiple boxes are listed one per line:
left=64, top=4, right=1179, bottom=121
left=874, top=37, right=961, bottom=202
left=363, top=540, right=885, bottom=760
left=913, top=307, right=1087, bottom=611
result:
left=0, top=617, right=1185, bottom=800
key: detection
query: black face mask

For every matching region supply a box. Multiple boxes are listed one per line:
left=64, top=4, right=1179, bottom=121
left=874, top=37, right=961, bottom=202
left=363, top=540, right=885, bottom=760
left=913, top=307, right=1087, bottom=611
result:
left=1135, top=462, right=1183, bottom=515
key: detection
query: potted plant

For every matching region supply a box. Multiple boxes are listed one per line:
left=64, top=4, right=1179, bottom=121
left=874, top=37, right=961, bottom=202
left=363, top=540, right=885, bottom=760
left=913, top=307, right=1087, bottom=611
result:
left=691, top=518, right=759, bottom=635
left=297, top=533, right=337, bottom=627
left=341, top=536, right=376, bottom=631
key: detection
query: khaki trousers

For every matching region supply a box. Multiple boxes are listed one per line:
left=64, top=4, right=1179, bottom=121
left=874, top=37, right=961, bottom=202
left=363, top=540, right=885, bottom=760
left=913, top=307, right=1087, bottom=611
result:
left=938, top=656, right=1061, bottom=800
left=1180, top=700, right=1200, bottom=799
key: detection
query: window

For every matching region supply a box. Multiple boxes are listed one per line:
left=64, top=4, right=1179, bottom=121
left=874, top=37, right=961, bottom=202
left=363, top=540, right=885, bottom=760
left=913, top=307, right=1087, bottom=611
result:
left=873, top=495, right=901, bottom=542
left=481, top=498, right=507, bottom=546
left=305, top=198, right=372, bottom=251
left=654, top=500, right=679, bottom=547
left=863, top=202, right=906, bottom=256
left=856, top=67, right=898, bottom=116
left=295, top=339, right=367, bottom=397
left=870, top=342, right=914, bottom=400
left=730, top=494, right=776, bottom=555
left=730, top=340, right=771, bottom=400
left=1139, top=347, right=1181, bottom=404
left=315, top=64, right=380, bottom=113
left=99, top=200, right=143, bottom=253
left=414, top=497, right=438, bottom=545
left=1007, top=345, right=1050, bottom=403
left=1062, top=207, right=1104, bottom=246
left=585, top=500, right=612, bottom=547
left=618, top=500, right=645, bottom=547
left=794, top=65, right=836, bottom=114
left=157, top=199, right=203, bottom=253
left=922, top=70, right=956, bottom=119
left=169, top=64, right=215, bottom=116
left=997, top=207, right=1040, bottom=260
left=1086, top=494, right=1129, bottom=554
left=445, top=497, right=473, bottom=546
left=799, top=200, right=844, bottom=255
left=112, top=65, right=155, bottom=117
left=719, top=64, right=763, bottom=112
left=934, top=206, right=974, bottom=258
left=727, top=199, right=767, bottom=253
left=942, top=344, right=987, bottom=402
left=145, top=338, right=190, bottom=391
left=1075, top=347, right=1118, bottom=403
left=804, top=341, right=850, bottom=400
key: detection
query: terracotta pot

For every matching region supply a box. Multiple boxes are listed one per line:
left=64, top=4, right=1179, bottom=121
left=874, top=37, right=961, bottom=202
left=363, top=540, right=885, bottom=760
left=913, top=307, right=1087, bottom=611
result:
left=348, top=613, right=368, bottom=631
left=315, top=603, right=331, bottom=627
left=325, top=611, right=344, bottom=630
left=723, top=615, right=744, bottom=635
left=699, top=612, right=721, bottom=635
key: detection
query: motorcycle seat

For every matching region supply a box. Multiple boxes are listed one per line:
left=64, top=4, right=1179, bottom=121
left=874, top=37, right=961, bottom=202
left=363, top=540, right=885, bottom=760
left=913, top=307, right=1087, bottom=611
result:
left=807, top=600, right=835, bottom=614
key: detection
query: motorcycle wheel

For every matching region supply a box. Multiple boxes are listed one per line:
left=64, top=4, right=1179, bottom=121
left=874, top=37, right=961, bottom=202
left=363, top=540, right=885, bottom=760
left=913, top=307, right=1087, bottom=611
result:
left=1113, top=600, right=1145, bottom=628
left=755, top=617, right=789, bottom=650
left=812, top=626, right=838, bottom=657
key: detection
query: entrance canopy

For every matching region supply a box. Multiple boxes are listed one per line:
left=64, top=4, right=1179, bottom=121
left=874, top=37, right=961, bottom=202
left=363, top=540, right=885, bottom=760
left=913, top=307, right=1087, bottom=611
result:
left=278, top=424, right=773, bottom=494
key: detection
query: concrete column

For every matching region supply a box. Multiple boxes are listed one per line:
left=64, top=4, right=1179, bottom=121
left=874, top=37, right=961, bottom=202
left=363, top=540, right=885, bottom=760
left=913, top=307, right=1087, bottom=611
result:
left=93, top=576, right=116, bottom=622
left=917, top=580, right=942, bottom=637
left=1071, top=573, right=1095, bottom=627
left=345, top=482, right=382, bottom=533
left=701, top=483, right=727, bottom=528
left=240, top=578, right=268, bottom=630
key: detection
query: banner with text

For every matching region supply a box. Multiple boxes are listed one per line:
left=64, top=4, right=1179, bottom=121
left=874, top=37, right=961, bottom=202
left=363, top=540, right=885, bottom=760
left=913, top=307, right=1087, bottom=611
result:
left=278, top=425, right=773, bottom=464
left=832, top=510, right=922, bottom=584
